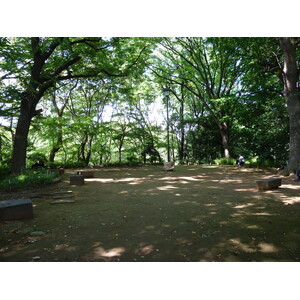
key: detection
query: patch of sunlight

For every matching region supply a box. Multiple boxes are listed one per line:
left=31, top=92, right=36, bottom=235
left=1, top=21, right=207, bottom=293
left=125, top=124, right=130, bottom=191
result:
left=219, top=221, right=229, bottom=225
left=128, top=180, right=144, bottom=185
left=282, top=197, right=300, bottom=205
left=234, top=188, right=256, bottom=192
left=230, top=238, right=256, bottom=253
left=145, top=225, right=155, bottom=229
left=162, top=224, right=171, bottom=228
left=176, top=238, right=193, bottom=245
left=159, top=176, right=176, bottom=181
left=175, top=193, right=181, bottom=196
left=280, top=184, right=300, bottom=190
left=157, top=185, right=177, bottom=191
left=220, top=179, right=243, bottom=183
left=202, top=165, right=220, bottom=169
left=204, top=203, right=217, bottom=207
left=116, top=177, right=139, bottom=182
left=179, top=176, right=202, bottom=181
left=118, top=190, right=128, bottom=194
left=178, top=180, right=191, bottom=184
left=258, top=242, right=279, bottom=253
left=234, top=203, right=254, bottom=209
left=85, top=178, right=114, bottom=183
left=158, top=176, right=204, bottom=182
left=86, top=177, right=146, bottom=184
left=135, top=244, right=155, bottom=255
left=247, top=224, right=261, bottom=229
left=93, top=247, right=125, bottom=258
left=174, top=200, right=199, bottom=205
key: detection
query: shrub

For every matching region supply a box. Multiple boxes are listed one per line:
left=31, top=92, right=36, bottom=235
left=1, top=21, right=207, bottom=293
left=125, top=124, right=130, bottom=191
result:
left=47, top=161, right=86, bottom=169
left=214, top=158, right=236, bottom=165
left=0, top=164, right=11, bottom=181
left=0, top=169, right=58, bottom=192
left=126, top=155, right=142, bottom=166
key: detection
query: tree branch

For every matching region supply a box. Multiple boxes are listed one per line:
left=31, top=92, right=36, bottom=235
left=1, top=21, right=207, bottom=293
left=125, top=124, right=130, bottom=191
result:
left=50, top=56, right=81, bottom=78
left=42, top=37, right=64, bottom=62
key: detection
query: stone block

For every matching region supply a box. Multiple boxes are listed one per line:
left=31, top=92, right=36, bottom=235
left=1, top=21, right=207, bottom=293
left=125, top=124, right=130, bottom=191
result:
left=70, top=175, right=85, bottom=185
left=256, top=178, right=281, bottom=191
left=164, top=162, right=175, bottom=171
left=0, top=198, right=33, bottom=221
left=76, top=170, right=95, bottom=178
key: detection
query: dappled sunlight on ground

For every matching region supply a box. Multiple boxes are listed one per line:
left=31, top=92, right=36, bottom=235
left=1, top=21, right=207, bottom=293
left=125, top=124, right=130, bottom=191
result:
left=258, top=242, right=279, bottom=253
left=157, top=185, right=178, bottom=191
left=85, top=178, right=114, bottom=183
left=234, top=203, right=254, bottom=209
left=281, top=184, right=300, bottom=190
left=230, top=238, right=279, bottom=254
left=281, top=197, right=300, bottom=205
left=234, top=188, right=257, bottom=192
left=90, top=246, right=126, bottom=260
left=2, top=165, right=300, bottom=262
left=135, top=244, right=155, bottom=255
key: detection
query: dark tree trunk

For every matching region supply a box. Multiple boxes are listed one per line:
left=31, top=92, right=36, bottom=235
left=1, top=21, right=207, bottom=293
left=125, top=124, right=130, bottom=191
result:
left=178, top=97, right=185, bottom=162
left=11, top=100, right=33, bottom=174
left=49, top=127, right=63, bottom=162
left=280, top=38, right=300, bottom=174
left=49, top=147, right=60, bottom=162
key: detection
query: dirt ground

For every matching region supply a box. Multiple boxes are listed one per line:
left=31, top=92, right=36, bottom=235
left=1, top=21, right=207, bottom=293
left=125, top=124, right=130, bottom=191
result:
left=1, top=164, right=300, bottom=262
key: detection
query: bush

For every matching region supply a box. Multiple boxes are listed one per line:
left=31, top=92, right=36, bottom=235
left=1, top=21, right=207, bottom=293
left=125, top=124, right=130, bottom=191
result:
left=47, top=161, right=86, bottom=169
left=214, top=158, right=236, bottom=165
left=126, top=155, right=142, bottom=166
left=0, top=169, right=58, bottom=192
left=0, top=165, right=11, bottom=181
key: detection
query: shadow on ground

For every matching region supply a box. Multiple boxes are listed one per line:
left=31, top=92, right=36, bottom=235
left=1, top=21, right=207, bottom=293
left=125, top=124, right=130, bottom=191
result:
left=1, top=165, right=300, bottom=262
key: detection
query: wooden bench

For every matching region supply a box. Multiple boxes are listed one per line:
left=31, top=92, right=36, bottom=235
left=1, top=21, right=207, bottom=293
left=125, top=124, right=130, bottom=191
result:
left=76, top=170, right=95, bottom=178
left=0, top=198, right=33, bottom=221
left=256, top=178, right=281, bottom=191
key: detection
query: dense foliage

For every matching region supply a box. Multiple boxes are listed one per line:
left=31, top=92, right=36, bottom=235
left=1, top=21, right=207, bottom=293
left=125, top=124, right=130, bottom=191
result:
left=1, top=37, right=299, bottom=181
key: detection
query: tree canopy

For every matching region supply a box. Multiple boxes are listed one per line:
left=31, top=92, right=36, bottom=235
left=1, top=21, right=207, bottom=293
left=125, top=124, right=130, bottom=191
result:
left=0, top=37, right=299, bottom=174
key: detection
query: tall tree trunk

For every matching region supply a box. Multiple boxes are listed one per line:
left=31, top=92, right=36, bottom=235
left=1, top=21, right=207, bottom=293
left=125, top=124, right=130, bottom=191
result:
left=11, top=103, right=32, bottom=174
left=178, top=96, right=185, bottom=163
left=280, top=38, right=300, bottom=173
left=49, top=147, right=60, bottom=163
left=220, top=124, right=230, bottom=158
left=49, top=127, right=63, bottom=162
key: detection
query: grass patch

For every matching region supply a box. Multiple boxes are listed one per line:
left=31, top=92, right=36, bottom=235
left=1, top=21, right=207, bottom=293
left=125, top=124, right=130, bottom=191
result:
left=0, top=169, right=58, bottom=192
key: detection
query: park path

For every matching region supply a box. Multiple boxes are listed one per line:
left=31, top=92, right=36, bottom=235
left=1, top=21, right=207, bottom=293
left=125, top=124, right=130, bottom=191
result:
left=1, top=165, right=300, bottom=262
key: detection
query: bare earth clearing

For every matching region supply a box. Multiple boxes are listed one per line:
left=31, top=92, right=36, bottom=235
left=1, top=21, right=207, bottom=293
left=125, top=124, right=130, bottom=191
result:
left=1, top=165, right=300, bottom=262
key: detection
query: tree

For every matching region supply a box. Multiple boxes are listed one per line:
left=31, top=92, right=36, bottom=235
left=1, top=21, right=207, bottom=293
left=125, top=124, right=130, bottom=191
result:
left=151, top=37, right=250, bottom=158
left=0, top=37, right=154, bottom=174
left=279, top=38, right=300, bottom=173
